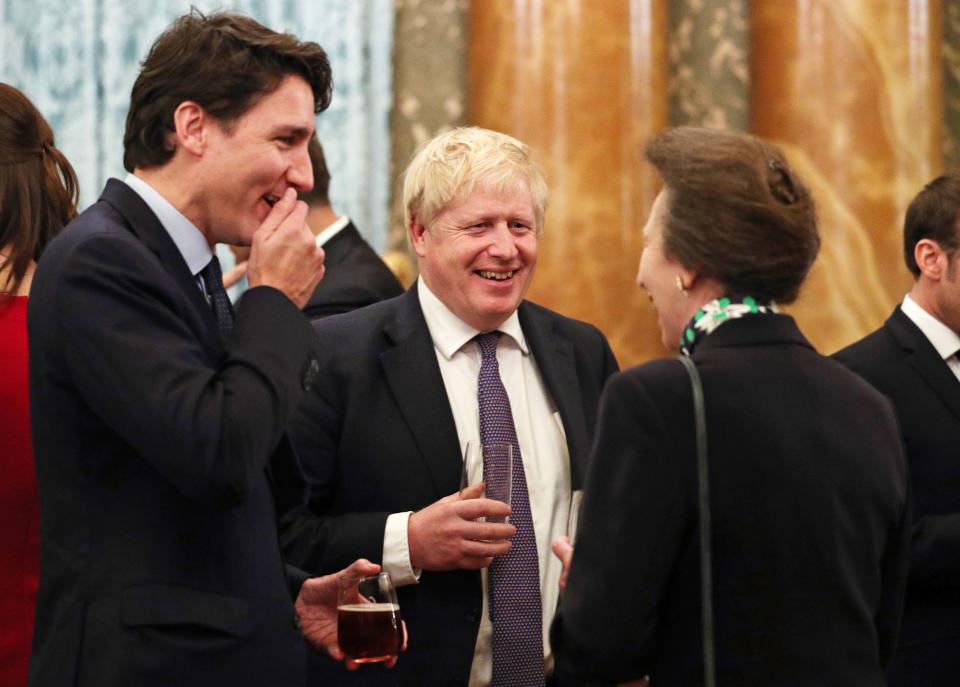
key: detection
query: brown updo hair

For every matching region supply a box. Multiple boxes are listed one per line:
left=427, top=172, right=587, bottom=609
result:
left=0, top=83, right=79, bottom=296
left=645, top=127, right=819, bottom=304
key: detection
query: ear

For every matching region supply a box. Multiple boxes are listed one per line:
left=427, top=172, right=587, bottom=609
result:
left=408, top=213, right=429, bottom=259
left=171, top=101, right=209, bottom=158
left=915, top=238, right=947, bottom=281
left=677, top=264, right=700, bottom=293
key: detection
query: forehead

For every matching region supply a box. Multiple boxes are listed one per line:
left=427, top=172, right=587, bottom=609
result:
left=442, top=181, right=534, bottom=219
left=233, top=74, right=315, bottom=132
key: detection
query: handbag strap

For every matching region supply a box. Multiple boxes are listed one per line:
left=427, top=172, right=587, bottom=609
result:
left=677, top=355, right=716, bottom=687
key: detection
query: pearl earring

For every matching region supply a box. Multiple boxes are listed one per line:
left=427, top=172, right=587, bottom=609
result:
left=675, top=275, right=688, bottom=296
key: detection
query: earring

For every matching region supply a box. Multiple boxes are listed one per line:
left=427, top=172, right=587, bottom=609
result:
left=675, top=275, right=688, bottom=296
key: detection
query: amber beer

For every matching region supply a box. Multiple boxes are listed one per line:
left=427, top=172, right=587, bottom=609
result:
left=337, top=602, right=403, bottom=663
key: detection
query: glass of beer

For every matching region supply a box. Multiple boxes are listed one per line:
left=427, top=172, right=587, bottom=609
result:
left=337, top=572, right=403, bottom=664
left=460, top=441, right=513, bottom=524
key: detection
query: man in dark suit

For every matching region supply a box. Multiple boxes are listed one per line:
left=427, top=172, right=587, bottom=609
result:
left=282, top=127, right=617, bottom=686
left=27, top=11, right=381, bottom=687
left=301, top=135, right=404, bottom=319
left=835, top=172, right=960, bottom=686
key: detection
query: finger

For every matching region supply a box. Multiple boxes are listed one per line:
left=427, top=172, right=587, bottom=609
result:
left=326, top=645, right=344, bottom=661
left=402, top=622, right=409, bottom=651
left=461, top=538, right=512, bottom=559
left=552, top=535, right=573, bottom=562
left=384, top=656, right=398, bottom=668
left=271, top=199, right=309, bottom=240
left=345, top=659, right=360, bottom=671
left=457, top=497, right=512, bottom=520
left=457, top=483, right=485, bottom=501
left=458, top=555, right=495, bottom=570
left=343, top=558, right=380, bottom=578
left=463, top=521, right=516, bottom=542
left=253, top=188, right=298, bottom=240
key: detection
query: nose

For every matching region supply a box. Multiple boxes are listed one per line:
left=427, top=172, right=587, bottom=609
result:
left=288, top=145, right=314, bottom=193
left=487, top=223, right=519, bottom=260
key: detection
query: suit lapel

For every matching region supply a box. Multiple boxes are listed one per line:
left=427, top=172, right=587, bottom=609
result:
left=380, top=288, right=463, bottom=497
left=519, top=304, right=589, bottom=489
left=888, top=307, right=960, bottom=422
left=99, top=179, right=221, bottom=352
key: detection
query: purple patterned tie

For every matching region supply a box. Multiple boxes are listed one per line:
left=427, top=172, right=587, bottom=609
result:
left=475, top=332, right=545, bottom=687
left=199, top=256, right=235, bottom=339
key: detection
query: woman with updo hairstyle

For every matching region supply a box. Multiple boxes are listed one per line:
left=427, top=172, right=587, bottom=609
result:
left=551, top=127, right=911, bottom=686
left=0, top=82, right=78, bottom=685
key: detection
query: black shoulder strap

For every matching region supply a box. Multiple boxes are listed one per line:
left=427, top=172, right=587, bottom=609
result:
left=677, top=355, right=716, bottom=687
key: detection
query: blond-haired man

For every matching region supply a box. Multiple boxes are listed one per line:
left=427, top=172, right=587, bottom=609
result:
left=282, top=127, right=617, bottom=687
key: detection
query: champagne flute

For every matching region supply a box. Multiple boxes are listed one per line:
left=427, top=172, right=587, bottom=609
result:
left=460, top=441, right=512, bottom=524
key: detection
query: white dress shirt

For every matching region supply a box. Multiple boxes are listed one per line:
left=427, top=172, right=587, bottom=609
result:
left=314, top=214, right=350, bottom=248
left=381, top=279, right=573, bottom=685
left=902, top=294, right=960, bottom=381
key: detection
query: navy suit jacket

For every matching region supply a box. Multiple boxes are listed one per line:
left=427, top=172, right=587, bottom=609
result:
left=303, top=221, right=403, bottom=321
left=835, top=306, right=960, bottom=685
left=27, top=179, right=317, bottom=687
left=282, top=285, right=618, bottom=686
left=554, top=315, right=910, bottom=686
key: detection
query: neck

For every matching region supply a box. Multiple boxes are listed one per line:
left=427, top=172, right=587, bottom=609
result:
left=306, top=204, right=341, bottom=237
left=134, top=166, right=213, bottom=247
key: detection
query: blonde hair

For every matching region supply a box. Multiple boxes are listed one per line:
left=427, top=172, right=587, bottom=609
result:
left=402, top=127, right=548, bottom=235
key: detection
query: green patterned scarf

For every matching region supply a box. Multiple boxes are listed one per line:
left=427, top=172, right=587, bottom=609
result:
left=680, top=295, right=778, bottom=356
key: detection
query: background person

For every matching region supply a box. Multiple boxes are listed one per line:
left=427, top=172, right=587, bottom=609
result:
left=835, top=172, right=960, bottom=686
left=551, top=126, right=911, bottom=686
left=282, top=126, right=617, bottom=686
left=27, top=12, right=380, bottom=686
left=0, top=81, right=78, bottom=687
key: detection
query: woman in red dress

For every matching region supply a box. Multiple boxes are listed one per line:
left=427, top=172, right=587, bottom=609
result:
left=0, top=82, right=78, bottom=686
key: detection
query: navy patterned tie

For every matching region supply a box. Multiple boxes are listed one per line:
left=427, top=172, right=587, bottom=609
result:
left=475, top=332, right=545, bottom=687
left=199, top=256, right=234, bottom=339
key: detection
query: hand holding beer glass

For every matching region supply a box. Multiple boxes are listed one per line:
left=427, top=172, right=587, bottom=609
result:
left=337, top=572, right=404, bottom=664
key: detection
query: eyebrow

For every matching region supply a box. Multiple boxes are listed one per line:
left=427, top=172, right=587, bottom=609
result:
left=273, top=125, right=313, bottom=139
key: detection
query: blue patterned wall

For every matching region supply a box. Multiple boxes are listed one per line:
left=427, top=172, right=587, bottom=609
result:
left=0, top=0, right=394, bottom=250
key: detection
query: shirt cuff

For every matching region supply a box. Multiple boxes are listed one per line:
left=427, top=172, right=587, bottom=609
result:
left=382, top=511, right=421, bottom=587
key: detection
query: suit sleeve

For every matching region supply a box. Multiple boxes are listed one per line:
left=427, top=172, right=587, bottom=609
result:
left=280, top=359, right=392, bottom=574
left=877, top=472, right=912, bottom=668
left=551, top=371, right=688, bottom=684
left=54, top=233, right=316, bottom=506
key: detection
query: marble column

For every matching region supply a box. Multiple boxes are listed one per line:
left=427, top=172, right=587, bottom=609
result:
left=388, top=0, right=469, bottom=285
left=668, top=0, right=749, bottom=130
left=751, top=0, right=943, bottom=354
left=469, top=0, right=669, bottom=367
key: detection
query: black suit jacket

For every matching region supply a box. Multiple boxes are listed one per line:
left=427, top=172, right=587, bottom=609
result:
left=303, top=221, right=403, bottom=321
left=281, top=285, right=618, bottom=686
left=835, top=306, right=960, bottom=685
left=27, top=179, right=318, bottom=687
left=553, top=314, right=910, bottom=686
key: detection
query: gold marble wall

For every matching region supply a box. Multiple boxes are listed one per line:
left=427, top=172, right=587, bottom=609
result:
left=945, top=0, right=960, bottom=170
left=468, top=0, right=668, bottom=367
left=751, top=0, right=943, bottom=354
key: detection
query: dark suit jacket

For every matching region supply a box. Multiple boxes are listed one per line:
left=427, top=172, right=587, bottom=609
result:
left=552, top=314, right=910, bottom=686
left=27, top=179, right=318, bottom=687
left=281, top=285, right=618, bottom=686
left=303, top=221, right=404, bottom=321
left=835, top=306, right=960, bottom=685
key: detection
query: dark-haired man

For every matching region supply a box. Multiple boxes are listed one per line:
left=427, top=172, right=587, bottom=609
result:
left=28, top=11, right=377, bottom=687
left=300, top=136, right=404, bottom=319
left=835, top=172, right=960, bottom=685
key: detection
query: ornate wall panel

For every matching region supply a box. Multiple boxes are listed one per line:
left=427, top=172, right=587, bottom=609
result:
left=945, top=0, right=960, bottom=170
left=752, top=0, right=943, bottom=354
left=469, top=0, right=668, bottom=367
left=668, top=0, right=748, bottom=130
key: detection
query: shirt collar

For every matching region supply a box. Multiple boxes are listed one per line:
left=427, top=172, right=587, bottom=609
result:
left=417, top=278, right=528, bottom=360
left=125, top=172, right=212, bottom=277
left=315, top=214, right=351, bottom=248
left=902, top=293, right=960, bottom=360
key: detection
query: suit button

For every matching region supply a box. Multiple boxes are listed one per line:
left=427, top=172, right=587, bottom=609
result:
left=301, top=356, right=320, bottom=391
left=293, top=610, right=302, bottom=631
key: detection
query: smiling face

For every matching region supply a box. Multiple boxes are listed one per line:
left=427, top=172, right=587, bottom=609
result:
left=637, top=190, right=695, bottom=350
left=412, top=181, right=538, bottom=331
left=195, top=74, right=315, bottom=246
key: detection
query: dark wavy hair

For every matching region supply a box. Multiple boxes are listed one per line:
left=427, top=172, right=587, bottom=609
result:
left=0, top=83, right=79, bottom=297
left=123, top=9, right=333, bottom=172
left=645, top=126, right=820, bottom=304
